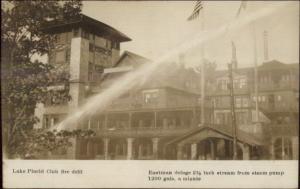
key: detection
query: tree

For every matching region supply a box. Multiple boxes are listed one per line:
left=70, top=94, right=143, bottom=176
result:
left=1, top=0, right=93, bottom=159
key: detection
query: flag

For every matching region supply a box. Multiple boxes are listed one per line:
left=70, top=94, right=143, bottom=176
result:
left=236, top=1, right=247, bottom=17
left=187, top=0, right=203, bottom=21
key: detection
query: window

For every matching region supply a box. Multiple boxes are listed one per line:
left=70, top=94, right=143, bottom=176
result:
left=216, top=113, right=225, bottom=124
left=106, top=40, right=111, bottom=49
left=277, top=95, right=282, bottom=101
left=96, top=143, right=104, bottom=155
left=55, top=50, right=65, bottom=63
left=260, top=76, right=268, bottom=83
left=233, top=79, right=239, bottom=89
left=95, top=36, right=107, bottom=48
left=236, top=112, right=248, bottom=125
left=88, top=62, right=94, bottom=81
left=55, top=34, right=61, bottom=43
left=258, top=96, right=261, bottom=102
left=82, top=30, right=89, bottom=39
left=73, top=28, right=80, bottom=37
left=89, top=44, right=94, bottom=52
left=220, top=79, right=228, bottom=90
left=95, top=65, right=104, bottom=73
left=242, top=97, right=249, bottom=107
left=240, top=78, right=247, bottom=89
left=44, top=116, right=50, bottom=129
left=89, top=34, right=95, bottom=42
left=197, top=97, right=202, bottom=105
left=65, top=49, right=70, bottom=62
left=53, top=117, right=59, bottom=125
left=282, top=75, right=290, bottom=81
left=235, top=97, right=242, bottom=108
left=143, top=89, right=159, bottom=104
left=112, top=41, right=120, bottom=49
left=261, top=95, right=266, bottom=102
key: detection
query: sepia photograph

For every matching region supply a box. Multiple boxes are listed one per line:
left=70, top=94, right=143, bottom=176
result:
left=1, top=0, right=299, bottom=188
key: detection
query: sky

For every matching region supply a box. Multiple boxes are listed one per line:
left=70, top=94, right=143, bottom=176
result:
left=83, top=1, right=299, bottom=69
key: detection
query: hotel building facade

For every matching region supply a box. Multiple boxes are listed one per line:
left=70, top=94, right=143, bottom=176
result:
left=35, top=14, right=299, bottom=160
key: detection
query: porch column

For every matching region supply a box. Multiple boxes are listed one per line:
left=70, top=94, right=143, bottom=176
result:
left=97, top=119, right=100, bottom=130
left=87, top=139, right=94, bottom=159
left=138, top=120, right=144, bottom=128
left=66, top=137, right=77, bottom=159
left=154, top=112, right=157, bottom=128
left=180, top=117, right=185, bottom=127
left=210, top=139, right=215, bottom=160
left=93, top=141, right=98, bottom=158
left=88, top=119, right=91, bottom=129
left=127, top=138, right=134, bottom=160
left=281, top=137, right=285, bottom=160
left=50, top=117, right=55, bottom=127
left=152, top=138, right=159, bottom=159
left=242, top=144, right=250, bottom=160
left=292, top=136, right=299, bottom=160
left=103, top=138, right=110, bottom=160
left=227, top=141, right=233, bottom=158
left=269, top=138, right=275, bottom=160
left=192, top=108, right=197, bottom=127
left=128, top=113, right=132, bottom=129
left=104, top=114, right=108, bottom=129
left=177, top=144, right=184, bottom=160
left=191, top=143, right=197, bottom=160
left=163, top=118, right=168, bottom=129
left=138, top=144, right=143, bottom=159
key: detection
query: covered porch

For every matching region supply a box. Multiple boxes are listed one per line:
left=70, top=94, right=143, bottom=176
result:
left=163, top=126, right=265, bottom=160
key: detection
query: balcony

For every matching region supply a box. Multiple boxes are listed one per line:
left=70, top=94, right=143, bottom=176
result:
left=269, top=124, right=299, bottom=137
left=94, top=126, right=191, bottom=138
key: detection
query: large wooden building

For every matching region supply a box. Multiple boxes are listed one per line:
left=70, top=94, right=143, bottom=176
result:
left=35, top=14, right=299, bottom=160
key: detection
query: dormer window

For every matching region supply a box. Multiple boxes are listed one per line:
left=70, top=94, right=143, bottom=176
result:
left=143, top=89, right=159, bottom=104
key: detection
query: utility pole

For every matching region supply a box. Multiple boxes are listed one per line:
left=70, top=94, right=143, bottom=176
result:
left=228, top=63, right=238, bottom=160
left=200, top=5, right=206, bottom=125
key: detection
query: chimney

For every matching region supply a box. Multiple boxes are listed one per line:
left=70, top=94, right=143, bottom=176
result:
left=263, top=30, right=269, bottom=62
left=178, top=53, right=185, bottom=68
left=231, top=41, right=238, bottom=69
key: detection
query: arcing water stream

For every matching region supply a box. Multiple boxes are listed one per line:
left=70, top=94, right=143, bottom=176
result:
left=54, top=2, right=288, bottom=131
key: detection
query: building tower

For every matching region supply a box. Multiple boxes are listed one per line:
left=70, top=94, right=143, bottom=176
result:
left=35, top=14, right=131, bottom=129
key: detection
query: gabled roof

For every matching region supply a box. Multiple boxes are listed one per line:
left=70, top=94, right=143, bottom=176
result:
left=259, top=60, right=298, bottom=70
left=97, top=51, right=150, bottom=85
left=113, top=50, right=151, bottom=67
left=165, top=125, right=265, bottom=146
left=42, top=14, right=131, bottom=42
left=214, top=60, right=298, bottom=78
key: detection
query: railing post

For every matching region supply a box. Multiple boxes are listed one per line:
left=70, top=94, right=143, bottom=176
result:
left=154, top=111, right=157, bottom=128
left=103, top=138, right=110, bottom=160
left=104, top=113, right=108, bottom=129
left=127, top=138, right=134, bottom=160
left=191, top=143, right=197, bottom=160
left=152, top=138, right=159, bottom=159
left=128, top=112, right=132, bottom=129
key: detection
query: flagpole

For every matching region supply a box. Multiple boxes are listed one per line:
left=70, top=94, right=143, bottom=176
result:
left=228, top=63, right=238, bottom=160
left=251, top=21, right=259, bottom=130
left=200, top=5, right=205, bottom=125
